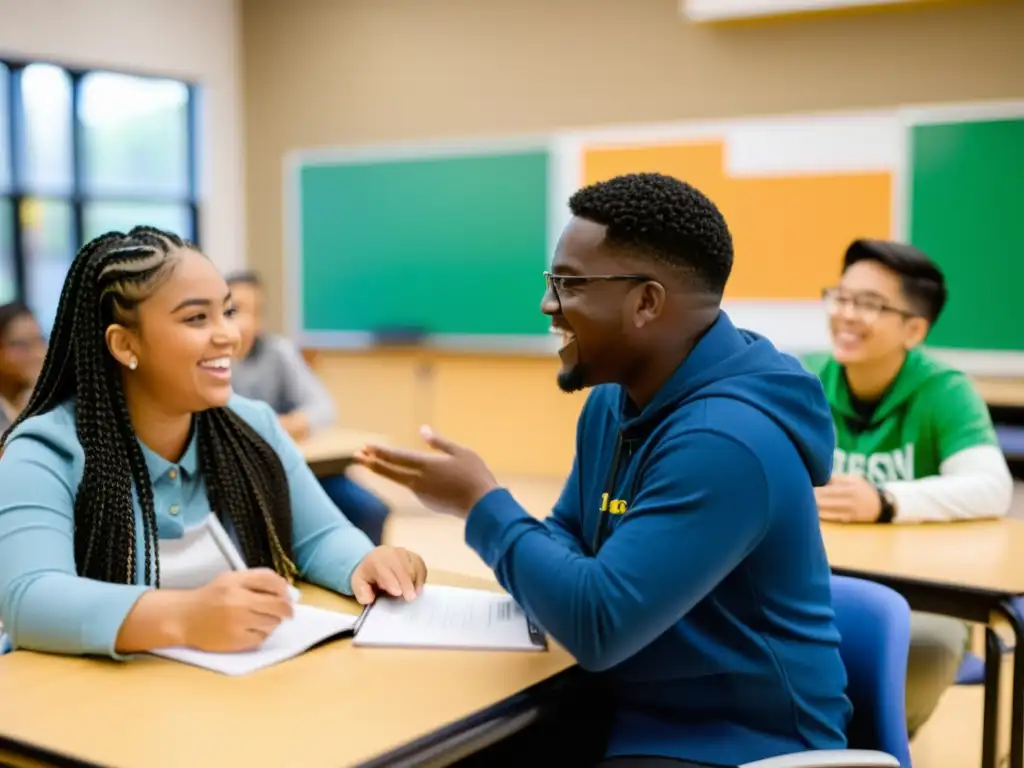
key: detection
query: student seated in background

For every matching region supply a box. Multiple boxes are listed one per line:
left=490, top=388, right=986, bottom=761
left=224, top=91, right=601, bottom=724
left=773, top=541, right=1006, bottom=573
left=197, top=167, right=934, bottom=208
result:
left=0, top=226, right=425, bottom=658
left=226, top=271, right=392, bottom=545
left=0, top=302, right=46, bottom=435
left=358, top=173, right=852, bottom=767
left=806, top=238, right=1013, bottom=737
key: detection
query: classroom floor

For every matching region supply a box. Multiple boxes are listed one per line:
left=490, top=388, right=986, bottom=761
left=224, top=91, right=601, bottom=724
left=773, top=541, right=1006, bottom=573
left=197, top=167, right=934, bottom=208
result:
left=358, top=467, right=1024, bottom=768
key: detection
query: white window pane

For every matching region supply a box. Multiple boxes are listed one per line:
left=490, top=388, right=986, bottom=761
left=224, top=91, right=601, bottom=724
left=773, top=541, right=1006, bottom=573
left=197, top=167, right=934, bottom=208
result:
left=21, top=198, right=73, bottom=333
left=80, top=72, right=190, bottom=197
left=83, top=201, right=193, bottom=243
left=0, top=65, right=10, bottom=194
left=0, top=198, right=14, bottom=304
left=17, top=64, right=73, bottom=195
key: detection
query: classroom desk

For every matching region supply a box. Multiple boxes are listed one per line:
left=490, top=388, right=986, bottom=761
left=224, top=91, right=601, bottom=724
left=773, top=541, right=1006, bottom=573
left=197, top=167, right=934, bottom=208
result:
left=0, top=571, right=577, bottom=768
left=299, top=427, right=387, bottom=478
left=822, top=520, right=1024, bottom=768
left=975, top=377, right=1024, bottom=408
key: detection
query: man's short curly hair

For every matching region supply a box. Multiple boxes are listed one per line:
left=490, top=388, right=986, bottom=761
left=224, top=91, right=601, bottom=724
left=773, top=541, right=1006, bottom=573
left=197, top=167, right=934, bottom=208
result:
left=568, top=172, right=734, bottom=296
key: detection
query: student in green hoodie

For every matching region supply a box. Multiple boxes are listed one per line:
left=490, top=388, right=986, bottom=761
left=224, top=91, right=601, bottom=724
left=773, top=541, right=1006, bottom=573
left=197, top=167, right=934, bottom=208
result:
left=805, top=238, right=1014, bottom=737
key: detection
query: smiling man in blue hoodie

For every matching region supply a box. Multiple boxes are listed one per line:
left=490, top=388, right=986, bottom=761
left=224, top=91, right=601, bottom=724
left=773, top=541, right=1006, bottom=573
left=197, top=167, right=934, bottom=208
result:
left=356, top=173, right=852, bottom=767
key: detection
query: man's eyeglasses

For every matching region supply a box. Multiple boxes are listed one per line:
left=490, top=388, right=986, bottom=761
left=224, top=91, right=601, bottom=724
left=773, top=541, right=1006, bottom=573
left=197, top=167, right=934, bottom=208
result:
left=821, top=287, right=915, bottom=324
left=544, top=271, right=652, bottom=304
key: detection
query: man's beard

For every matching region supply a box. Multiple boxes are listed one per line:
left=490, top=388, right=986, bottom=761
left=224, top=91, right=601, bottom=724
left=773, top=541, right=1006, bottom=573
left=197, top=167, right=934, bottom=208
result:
left=557, top=363, right=586, bottom=393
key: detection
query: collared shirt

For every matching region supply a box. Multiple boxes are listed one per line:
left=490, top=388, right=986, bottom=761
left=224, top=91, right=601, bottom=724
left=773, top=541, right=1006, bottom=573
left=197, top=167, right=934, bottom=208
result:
left=0, top=393, right=374, bottom=658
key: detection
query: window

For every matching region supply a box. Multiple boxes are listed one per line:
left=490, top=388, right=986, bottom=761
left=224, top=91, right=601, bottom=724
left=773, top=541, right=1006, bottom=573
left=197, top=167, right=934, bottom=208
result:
left=0, top=64, right=10, bottom=195
left=0, top=59, right=198, bottom=330
left=18, top=64, right=73, bottom=196
left=0, top=65, right=13, bottom=304
left=0, top=199, right=13, bottom=305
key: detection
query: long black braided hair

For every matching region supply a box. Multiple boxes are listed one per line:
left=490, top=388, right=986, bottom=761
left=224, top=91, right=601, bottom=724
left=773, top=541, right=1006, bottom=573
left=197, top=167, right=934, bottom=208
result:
left=1, top=226, right=297, bottom=587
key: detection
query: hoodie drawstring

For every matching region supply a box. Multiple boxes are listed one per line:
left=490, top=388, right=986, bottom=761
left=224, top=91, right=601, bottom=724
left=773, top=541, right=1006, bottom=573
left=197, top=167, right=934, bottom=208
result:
left=593, top=431, right=626, bottom=554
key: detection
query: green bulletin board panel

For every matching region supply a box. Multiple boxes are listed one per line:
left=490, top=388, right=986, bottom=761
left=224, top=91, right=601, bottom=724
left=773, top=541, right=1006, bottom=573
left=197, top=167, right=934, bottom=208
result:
left=293, top=145, right=553, bottom=347
left=910, top=117, right=1024, bottom=352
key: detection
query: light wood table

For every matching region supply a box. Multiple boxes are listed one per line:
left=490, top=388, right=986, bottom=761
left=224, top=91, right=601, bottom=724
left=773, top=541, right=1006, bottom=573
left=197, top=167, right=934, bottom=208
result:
left=298, top=427, right=387, bottom=478
left=0, top=571, right=577, bottom=768
left=822, top=520, right=1024, bottom=595
left=975, top=378, right=1024, bottom=409
left=822, top=520, right=1024, bottom=768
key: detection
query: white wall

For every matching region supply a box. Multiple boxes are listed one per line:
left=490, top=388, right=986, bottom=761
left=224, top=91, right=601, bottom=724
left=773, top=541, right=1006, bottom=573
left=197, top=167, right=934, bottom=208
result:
left=0, top=0, right=246, bottom=272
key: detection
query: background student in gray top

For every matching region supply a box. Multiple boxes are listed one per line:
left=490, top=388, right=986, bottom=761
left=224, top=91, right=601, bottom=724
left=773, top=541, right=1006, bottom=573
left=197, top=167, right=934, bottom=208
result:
left=226, top=271, right=391, bottom=544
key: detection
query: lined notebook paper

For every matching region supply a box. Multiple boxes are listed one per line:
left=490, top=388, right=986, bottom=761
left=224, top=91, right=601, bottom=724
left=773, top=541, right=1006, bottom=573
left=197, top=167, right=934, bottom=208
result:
left=352, top=584, right=547, bottom=652
left=150, top=602, right=357, bottom=676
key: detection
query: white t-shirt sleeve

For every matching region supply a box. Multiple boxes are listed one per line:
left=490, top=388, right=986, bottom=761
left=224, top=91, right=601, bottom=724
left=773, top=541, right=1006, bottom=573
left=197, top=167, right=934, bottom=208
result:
left=885, top=444, right=1014, bottom=523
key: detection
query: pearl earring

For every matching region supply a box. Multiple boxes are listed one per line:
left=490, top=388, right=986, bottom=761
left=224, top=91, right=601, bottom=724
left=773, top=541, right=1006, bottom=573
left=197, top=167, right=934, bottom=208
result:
left=128, top=358, right=138, bottom=371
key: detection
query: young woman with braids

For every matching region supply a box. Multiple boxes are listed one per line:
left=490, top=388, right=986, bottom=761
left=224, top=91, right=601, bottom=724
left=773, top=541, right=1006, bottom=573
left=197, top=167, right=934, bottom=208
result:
left=0, top=226, right=427, bottom=658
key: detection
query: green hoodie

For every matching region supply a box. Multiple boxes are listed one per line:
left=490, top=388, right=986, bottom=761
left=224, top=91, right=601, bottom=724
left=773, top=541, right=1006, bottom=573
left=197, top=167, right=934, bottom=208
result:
left=802, top=349, right=998, bottom=483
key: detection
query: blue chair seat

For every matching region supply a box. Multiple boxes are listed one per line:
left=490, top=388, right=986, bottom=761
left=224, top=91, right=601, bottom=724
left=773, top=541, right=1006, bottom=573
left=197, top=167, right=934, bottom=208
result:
left=956, top=651, right=986, bottom=685
left=738, top=575, right=911, bottom=767
left=996, top=425, right=1024, bottom=458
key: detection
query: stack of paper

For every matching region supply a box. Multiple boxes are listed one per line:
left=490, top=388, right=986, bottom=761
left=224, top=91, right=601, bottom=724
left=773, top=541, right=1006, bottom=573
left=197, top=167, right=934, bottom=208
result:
left=352, top=584, right=547, bottom=652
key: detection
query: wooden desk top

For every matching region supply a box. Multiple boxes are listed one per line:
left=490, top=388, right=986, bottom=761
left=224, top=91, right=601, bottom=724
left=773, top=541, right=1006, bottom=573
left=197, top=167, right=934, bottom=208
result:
left=822, top=518, right=1024, bottom=595
left=0, top=571, right=575, bottom=768
left=974, top=377, right=1024, bottom=408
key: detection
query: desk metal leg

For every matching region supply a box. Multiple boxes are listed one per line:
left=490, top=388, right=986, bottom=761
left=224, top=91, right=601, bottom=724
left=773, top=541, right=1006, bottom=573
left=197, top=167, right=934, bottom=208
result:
left=983, top=628, right=1003, bottom=768
left=1002, top=600, right=1024, bottom=768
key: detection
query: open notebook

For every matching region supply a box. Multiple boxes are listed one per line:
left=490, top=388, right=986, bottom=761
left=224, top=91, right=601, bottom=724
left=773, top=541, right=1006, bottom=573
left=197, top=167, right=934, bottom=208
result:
left=148, top=514, right=359, bottom=676
left=151, top=600, right=359, bottom=676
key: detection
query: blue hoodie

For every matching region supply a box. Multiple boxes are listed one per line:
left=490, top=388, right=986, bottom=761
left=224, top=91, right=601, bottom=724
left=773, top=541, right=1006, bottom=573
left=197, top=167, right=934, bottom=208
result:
left=465, top=311, right=852, bottom=765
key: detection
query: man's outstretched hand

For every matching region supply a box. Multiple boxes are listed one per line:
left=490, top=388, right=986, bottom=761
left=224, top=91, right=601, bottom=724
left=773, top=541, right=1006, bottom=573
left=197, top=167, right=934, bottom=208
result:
left=354, top=426, right=499, bottom=517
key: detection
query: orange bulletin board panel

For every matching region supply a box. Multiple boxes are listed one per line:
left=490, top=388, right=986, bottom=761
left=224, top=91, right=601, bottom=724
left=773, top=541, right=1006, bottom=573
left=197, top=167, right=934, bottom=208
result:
left=580, top=142, right=892, bottom=301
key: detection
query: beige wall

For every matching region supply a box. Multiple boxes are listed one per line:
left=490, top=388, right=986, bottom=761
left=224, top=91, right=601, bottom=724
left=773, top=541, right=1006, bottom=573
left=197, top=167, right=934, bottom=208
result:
left=242, top=0, right=1024, bottom=476
left=0, top=0, right=247, bottom=273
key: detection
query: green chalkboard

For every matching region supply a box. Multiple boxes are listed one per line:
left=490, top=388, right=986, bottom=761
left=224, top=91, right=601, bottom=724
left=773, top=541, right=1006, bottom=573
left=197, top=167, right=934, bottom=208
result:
left=910, top=118, right=1024, bottom=352
left=293, top=146, right=552, bottom=346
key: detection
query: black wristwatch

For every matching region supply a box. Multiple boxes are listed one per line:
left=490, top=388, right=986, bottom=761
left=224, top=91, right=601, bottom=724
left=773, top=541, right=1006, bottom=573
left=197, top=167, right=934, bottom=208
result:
left=876, top=486, right=896, bottom=524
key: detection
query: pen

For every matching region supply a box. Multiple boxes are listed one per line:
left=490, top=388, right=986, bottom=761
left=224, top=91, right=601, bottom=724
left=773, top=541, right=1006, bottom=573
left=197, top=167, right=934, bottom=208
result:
left=209, top=515, right=301, bottom=604
left=351, top=603, right=373, bottom=636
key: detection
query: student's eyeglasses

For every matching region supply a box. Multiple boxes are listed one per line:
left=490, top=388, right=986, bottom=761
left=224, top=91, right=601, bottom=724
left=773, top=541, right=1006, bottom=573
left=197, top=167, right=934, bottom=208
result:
left=544, top=271, right=653, bottom=306
left=821, top=287, right=916, bottom=324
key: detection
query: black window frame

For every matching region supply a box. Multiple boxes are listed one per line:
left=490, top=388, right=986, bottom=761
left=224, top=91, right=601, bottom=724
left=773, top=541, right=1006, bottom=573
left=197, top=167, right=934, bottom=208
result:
left=0, top=56, right=200, bottom=308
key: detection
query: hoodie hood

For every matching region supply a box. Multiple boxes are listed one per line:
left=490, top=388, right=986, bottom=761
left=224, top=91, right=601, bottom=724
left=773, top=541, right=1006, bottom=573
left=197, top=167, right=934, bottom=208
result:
left=815, top=348, right=957, bottom=427
left=617, top=311, right=836, bottom=486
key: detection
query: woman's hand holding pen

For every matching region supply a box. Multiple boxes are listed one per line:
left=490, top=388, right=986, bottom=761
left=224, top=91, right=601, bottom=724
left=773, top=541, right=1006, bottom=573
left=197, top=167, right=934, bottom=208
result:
left=178, top=569, right=295, bottom=652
